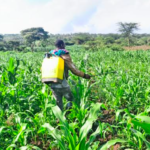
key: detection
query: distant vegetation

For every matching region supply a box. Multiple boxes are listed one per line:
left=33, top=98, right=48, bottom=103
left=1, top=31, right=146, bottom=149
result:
left=0, top=22, right=150, bottom=52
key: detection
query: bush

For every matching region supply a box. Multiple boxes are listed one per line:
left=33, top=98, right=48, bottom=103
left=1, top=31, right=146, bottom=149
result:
left=0, top=42, right=5, bottom=51
left=110, top=45, right=125, bottom=51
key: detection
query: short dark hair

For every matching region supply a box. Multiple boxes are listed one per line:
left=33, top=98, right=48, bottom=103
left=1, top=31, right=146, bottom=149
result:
left=55, top=40, right=65, bottom=49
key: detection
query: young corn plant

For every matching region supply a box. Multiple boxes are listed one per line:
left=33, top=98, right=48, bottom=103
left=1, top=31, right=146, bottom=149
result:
left=39, top=103, right=105, bottom=150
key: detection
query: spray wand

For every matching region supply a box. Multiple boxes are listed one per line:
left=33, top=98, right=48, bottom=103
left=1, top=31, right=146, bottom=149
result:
left=90, top=71, right=118, bottom=77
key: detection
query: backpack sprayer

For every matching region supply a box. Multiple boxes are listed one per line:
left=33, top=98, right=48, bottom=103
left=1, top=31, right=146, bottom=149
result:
left=41, top=52, right=119, bottom=83
left=41, top=53, right=64, bottom=84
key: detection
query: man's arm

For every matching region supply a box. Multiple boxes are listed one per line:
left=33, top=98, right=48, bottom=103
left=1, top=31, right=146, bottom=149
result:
left=61, top=54, right=90, bottom=79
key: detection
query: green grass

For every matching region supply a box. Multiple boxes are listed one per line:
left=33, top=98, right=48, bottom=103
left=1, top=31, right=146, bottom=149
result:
left=0, top=48, right=150, bottom=150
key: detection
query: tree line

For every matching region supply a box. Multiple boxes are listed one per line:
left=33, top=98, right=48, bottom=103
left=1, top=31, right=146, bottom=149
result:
left=0, top=22, right=150, bottom=52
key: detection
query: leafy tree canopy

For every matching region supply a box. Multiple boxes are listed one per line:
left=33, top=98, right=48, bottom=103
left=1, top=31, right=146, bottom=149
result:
left=0, top=34, right=3, bottom=41
left=21, top=27, right=48, bottom=44
left=118, top=22, right=139, bottom=46
left=118, top=22, right=139, bottom=35
left=20, top=27, right=48, bottom=51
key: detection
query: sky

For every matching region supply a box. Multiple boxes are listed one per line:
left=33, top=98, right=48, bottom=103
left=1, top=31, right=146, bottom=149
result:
left=0, top=0, right=150, bottom=34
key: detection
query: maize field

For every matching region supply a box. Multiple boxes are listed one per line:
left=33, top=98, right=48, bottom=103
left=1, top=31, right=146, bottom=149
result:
left=0, top=47, right=150, bottom=150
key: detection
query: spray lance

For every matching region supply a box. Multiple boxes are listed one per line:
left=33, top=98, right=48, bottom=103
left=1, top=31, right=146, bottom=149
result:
left=90, top=70, right=130, bottom=77
left=90, top=71, right=118, bottom=77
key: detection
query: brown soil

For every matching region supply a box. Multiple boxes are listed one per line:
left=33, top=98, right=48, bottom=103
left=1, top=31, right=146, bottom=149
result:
left=124, top=45, right=150, bottom=51
left=99, top=110, right=115, bottom=124
left=109, top=144, right=121, bottom=150
left=98, top=134, right=121, bottom=150
left=98, top=110, right=122, bottom=150
left=30, top=136, right=51, bottom=150
left=98, top=134, right=113, bottom=144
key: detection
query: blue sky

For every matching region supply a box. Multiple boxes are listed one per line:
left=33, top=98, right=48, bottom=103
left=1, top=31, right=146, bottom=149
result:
left=0, top=0, right=150, bottom=34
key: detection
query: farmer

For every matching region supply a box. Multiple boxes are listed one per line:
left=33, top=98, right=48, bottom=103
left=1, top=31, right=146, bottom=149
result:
left=49, top=40, right=91, bottom=111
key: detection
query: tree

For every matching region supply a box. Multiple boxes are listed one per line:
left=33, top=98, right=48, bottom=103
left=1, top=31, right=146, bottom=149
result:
left=72, top=33, right=93, bottom=44
left=118, top=22, right=139, bottom=47
left=0, top=42, right=5, bottom=51
left=0, top=35, right=6, bottom=51
left=21, top=27, right=48, bottom=52
left=0, top=35, right=3, bottom=41
left=104, top=37, right=115, bottom=44
left=8, top=40, right=20, bottom=51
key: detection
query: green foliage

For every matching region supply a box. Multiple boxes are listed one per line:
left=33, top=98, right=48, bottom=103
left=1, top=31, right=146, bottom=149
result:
left=118, top=22, right=139, bottom=46
left=2, top=31, right=150, bottom=52
left=110, top=44, right=125, bottom=51
left=7, top=40, right=20, bottom=51
left=0, top=34, right=3, bottom=41
left=1, top=46, right=150, bottom=149
left=40, top=103, right=103, bottom=150
left=84, top=36, right=105, bottom=51
left=72, top=33, right=94, bottom=45
left=21, top=27, right=48, bottom=52
left=21, top=27, right=48, bottom=42
left=0, top=41, right=6, bottom=51
left=104, top=37, right=115, bottom=44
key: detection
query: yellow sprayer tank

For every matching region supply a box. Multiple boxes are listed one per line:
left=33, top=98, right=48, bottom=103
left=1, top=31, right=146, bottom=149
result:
left=42, top=56, right=64, bottom=83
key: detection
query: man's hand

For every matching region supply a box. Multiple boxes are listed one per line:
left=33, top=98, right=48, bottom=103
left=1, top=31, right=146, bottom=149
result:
left=83, top=74, right=91, bottom=79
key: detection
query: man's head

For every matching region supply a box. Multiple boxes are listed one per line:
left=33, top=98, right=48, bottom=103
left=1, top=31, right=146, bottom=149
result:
left=55, top=40, right=65, bottom=49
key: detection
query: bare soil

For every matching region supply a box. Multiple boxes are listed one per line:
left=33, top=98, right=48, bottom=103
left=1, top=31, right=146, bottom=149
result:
left=100, top=110, right=115, bottom=124
left=109, top=144, right=121, bottom=150
left=124, top=45, right=150, bottom=51
left=30, top=136, right=51, bottom=150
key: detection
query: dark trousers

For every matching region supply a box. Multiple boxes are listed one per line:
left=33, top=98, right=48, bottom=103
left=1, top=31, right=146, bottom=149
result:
left=51, top=87, right=73, bottom=111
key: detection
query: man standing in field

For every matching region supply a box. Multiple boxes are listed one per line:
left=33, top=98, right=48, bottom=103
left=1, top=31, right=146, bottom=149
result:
left=49, top=40, right=91, bottom=111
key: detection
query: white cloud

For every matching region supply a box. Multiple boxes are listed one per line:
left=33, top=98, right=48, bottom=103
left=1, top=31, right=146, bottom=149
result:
left=0, top=0, right=150, bottom=34
left=0, top=0, right=99, bottom=34
left=75, top=0, right=150, bottom=33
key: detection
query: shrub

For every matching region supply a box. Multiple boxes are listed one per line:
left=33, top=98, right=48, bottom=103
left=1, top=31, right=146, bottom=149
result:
left=110, top=44, right=125, bottom=51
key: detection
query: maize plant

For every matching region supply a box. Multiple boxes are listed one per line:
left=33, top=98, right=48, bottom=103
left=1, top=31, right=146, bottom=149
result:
left=0, top=48, right=150, bottom=149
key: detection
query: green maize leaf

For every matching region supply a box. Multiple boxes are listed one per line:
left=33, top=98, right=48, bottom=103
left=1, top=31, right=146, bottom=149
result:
left=79, top=119, right=93, bottom=143
left=75, top=143, right=80, bottom=150
left=13, top=123, right=27, bottom=143
left=69, top=122, right=78, bottom=146
left=135, top=115, right=150, bottom=124
left=42, top=123, right=61, bottom=140
left=115, top=109, right=124, bottom=121
left=42, top=123, right=66, bottom=150
left=6, top=144, right=16, bottom=150
left=131, top=119, right=150, bottom=134
left=79, top=103, right=104, bottom=141
left=124, top=109, right=134, bottom=118
left=88, top=141, right=100, bottom=150
left=145, top=106, right=150, bottom=113
left=58, top=124, right=76, bottom=150
left=51, top=105, right=67, bottom=124
left=131, top=129, right=150, bottom=149
left=85, top=126, right=101, bottom=149
left=8, top=58, right=15, bottom=73
left=99, top=139, right=126, bottom=150
left=20, top=145, right=42, bottom=150
left=84, top=81, right=99, bottom=98
left=62, top=103, right=105, bottom=150
left=0, top=126, right=6, bottom=134
left=51, top=105, right=76, bottom=150
left=79, top=138, right=86, bottom=150
left=89, top=103, right=106, bottom=119
left=15, top=114, right=21, bottom=124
